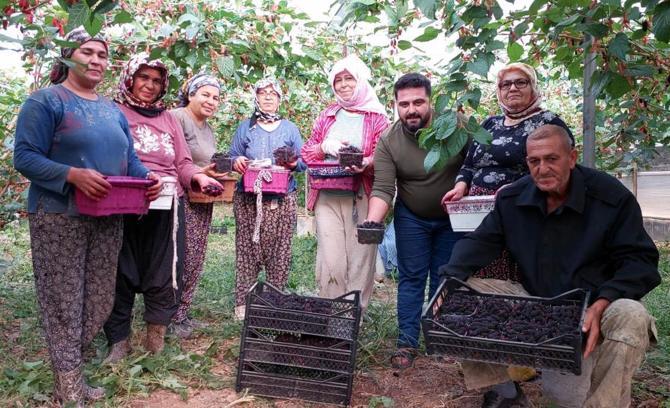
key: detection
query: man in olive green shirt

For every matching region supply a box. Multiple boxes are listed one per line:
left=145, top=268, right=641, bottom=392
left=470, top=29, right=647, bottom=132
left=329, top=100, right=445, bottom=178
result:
left=366, top=73, right=467, bottom=369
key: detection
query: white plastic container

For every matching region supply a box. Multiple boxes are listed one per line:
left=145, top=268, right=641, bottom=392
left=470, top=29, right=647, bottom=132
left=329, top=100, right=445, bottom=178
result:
left=149, top=176, right=177, bottom=210
left=444, top=195, right=496, bottom=232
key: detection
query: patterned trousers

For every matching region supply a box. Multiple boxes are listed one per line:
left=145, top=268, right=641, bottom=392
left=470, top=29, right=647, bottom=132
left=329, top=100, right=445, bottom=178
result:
left=29, top=211, right=123, bottom=372
left=173, top=200, right=213, bottom=323
left=233, top=191, right=297, bottom=306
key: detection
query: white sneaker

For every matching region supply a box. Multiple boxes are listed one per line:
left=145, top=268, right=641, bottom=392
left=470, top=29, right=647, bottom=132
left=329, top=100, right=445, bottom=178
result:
left=234, top=305, right=246, bottom=321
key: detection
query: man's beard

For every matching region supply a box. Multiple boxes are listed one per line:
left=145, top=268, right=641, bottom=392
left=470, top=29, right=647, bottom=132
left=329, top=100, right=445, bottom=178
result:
left=401, top=113, right=429, bottom=132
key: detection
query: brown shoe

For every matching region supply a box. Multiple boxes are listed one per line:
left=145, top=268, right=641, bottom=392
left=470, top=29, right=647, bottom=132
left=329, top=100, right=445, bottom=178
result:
left=53, top=367, right=84, bottom=407
left=144, top=323, right=167, bottom=354
left=103, top=339, right=132, bottom=365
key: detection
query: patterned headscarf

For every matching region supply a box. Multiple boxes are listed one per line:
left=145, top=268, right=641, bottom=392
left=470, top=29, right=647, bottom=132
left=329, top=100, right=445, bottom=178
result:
left=115, top=52, right=169, bottom=116
left=249, top=77, right=283, bottom=128
left=495, top=62, right=544, bottom=121
left=178, top=72, right=221, bottom=107
left=49, top=27, right=108, bottom=85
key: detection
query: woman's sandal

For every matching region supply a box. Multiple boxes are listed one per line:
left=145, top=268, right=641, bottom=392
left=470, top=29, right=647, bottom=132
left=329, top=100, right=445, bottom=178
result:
left=391, top=348, right=417, bottom=370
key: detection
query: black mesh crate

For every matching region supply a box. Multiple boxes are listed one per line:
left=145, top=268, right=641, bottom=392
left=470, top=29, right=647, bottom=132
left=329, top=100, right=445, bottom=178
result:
left=236, top=282, right=360, bottom=406
left=421, top=278, right=590, bottom=375
left=242, top=281, right=360, bottom=341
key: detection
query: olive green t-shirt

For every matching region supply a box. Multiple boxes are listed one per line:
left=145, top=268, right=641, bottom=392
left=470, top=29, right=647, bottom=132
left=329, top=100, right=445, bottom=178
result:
left=371, top=120, right=467, bottom=219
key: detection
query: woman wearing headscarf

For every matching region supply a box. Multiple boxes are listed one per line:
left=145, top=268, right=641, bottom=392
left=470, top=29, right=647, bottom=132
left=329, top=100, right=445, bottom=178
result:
left=13, top=28, right=160, bottom=406
left=442, top=62, right=574, bottom=281
left=103, top=54, right=222, bottom=361
left=169, top=73, right=224, bottom=337
left=229, top=77, right=306, bottom=320
left=301, top=55, right=389, bottom=311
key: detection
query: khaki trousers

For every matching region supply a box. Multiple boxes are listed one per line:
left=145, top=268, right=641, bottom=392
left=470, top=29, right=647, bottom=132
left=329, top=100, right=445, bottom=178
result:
left=315, top=192, right=377, bottom=310
left=461, top=278, right=657, bottom=408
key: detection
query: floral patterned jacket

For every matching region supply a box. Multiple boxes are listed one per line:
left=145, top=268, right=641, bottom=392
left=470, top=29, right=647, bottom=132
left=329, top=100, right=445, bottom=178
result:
left=455, top=110, right=573, bottom=192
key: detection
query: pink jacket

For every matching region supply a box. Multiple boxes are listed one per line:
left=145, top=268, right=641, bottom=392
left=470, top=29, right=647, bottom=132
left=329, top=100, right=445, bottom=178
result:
left=301, top=104, right=389, bottom=211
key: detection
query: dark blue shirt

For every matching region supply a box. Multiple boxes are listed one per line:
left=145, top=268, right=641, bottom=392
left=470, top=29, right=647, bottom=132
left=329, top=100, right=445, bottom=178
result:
left=13, top=85, right=148, bottom=214
left=443, top=165, right=660, bottom=302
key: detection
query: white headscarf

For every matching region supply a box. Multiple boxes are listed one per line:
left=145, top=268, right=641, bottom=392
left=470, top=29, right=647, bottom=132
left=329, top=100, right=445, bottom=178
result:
left=327, top=55, right=386, bottom=115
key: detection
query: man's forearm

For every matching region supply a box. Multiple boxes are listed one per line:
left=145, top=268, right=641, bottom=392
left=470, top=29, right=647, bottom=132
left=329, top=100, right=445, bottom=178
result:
left=366, top=196, right=390, bottom=223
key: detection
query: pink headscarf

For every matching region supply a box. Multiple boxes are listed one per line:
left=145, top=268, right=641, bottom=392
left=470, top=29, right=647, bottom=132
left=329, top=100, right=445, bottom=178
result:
left=328, top=55, right=386, bottom=115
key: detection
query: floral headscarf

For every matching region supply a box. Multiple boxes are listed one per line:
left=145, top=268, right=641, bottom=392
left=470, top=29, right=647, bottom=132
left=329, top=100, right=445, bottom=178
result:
left=249, top=77, right=283, bottom=128
left=495, top=62, right=543, bottom=121
left=327, top=54, right=386, bottom=115
left=115, top=52, right=169, bottom=116
left=178, top=72, right=221, bottom=107
left=49, top=27, right=108, bottom=85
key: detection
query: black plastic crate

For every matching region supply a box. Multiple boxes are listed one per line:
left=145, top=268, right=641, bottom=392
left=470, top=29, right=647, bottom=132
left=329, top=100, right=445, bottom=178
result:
left=243, top=329, right=354, bottom=372
left=236, top=282, right=360, bottom=406
left=243, top=282, right=360, bottom=341
left=239, top=371, right=351, bottom=405
left=421, top=278, right=589, bottom=375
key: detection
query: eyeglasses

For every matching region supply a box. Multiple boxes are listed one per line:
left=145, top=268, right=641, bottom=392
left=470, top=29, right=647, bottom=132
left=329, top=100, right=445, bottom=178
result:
left=498, top=79, right=530, bottom=91
left=257, top=90, right=279, bottom=98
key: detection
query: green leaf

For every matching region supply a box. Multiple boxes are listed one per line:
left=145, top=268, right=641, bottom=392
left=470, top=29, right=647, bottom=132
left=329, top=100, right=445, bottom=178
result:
left=92, top=0, right=116, bottom=15
left=445, top=80, right=467, bottom=92
left=434, top=111, right=459, bottom=140
left=435, top=94, right=450, bottom=114
left=424, top=146, right=441, bottom=173
left=83, top=13, right=104, bottom=37
left=607, top=32, right=629, bottom=60
left=149, top=47, right=166, bottom=60
left=113, top=10, right=133, bottom=24
left=589, top=70, right=613, bottom=98
left=414, top=0, right=437, bottom=20
left=0, top=32, right=22, bottom=43
left=465, top=116, right=480, bottom=133
left=529, top=0, right=549, bottom=14
left=445, top=127, right=469, bottom=158
left=414, top=26, right=440, bottom=42
left=624, top=64, right=656, bottom=77
left=397, top=40, right=412, bottom=50
left=556, top=14, right=581, bottom=28
left=653, top=1, right=670, bottom=42
left=460, top=88, right=482, bottom=109
left=487, top=40, right=506, bottom=51
left=466, top=55, right=490, bottom=77
left=471, top=125, right=492, bottom=145
left=507, top=42, right=523, bottom=61
left=66, top=2, right=91, bottom=33
left=216, top=55, right=235, bottom=78
left=22, top=360, right=44, bottom=370
left=582, top=23, right=609, bottom=38
left=606, top=73, right=632, bottom=97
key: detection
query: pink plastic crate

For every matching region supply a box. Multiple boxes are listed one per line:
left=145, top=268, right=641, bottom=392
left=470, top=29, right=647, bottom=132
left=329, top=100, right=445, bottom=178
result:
left=243, top=166, right=290, bottom=194
left=75, top=176, right=154, bottom=216
left=307, top=162, right=357, bottom=191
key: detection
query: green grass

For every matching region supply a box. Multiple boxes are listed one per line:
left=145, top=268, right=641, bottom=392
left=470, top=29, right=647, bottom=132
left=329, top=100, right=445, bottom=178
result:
left=0, top=211, right=668, bottom=406
left=643, top=245, right=670, bottom=372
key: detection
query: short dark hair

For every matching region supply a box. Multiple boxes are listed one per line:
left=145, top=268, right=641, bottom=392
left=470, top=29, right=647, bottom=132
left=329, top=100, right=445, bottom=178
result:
left=394, top=73, right=431, bottom=99
left=527, top=124, right=573, bottom=152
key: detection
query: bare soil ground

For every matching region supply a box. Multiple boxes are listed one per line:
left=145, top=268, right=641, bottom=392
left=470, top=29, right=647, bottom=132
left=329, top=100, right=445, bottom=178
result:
left=132, top=328, right=667, bottom=408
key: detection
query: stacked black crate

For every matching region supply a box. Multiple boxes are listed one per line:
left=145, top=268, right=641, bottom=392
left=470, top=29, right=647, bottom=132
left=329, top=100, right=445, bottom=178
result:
left=236, top=282, right=361, bottom=406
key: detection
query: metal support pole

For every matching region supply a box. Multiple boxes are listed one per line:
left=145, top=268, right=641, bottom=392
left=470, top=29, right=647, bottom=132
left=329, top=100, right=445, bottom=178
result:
left=582, top=36, right=597, bottom=168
